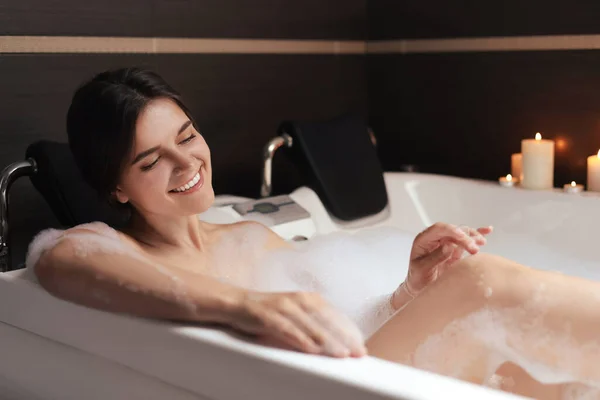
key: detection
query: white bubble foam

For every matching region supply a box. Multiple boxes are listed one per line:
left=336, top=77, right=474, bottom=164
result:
left=29, top=221, right=600, bottom=396
left=208, top=224, right=600, bottom=396
left=412, top=304, right=600, bottom=397
left=561, top=383, right=600, bottom=400
left=210, top=226, right=414, bottom=338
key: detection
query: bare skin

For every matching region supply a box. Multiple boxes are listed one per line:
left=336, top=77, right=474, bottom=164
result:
left=36, top=97, right=366, bottom=358
left=34, top=95, right=600, bottom=398
left=368, top=253, right=600, bottom=398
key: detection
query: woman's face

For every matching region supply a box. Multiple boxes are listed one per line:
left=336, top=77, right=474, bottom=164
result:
left=114, top=98, right=214, bottom=217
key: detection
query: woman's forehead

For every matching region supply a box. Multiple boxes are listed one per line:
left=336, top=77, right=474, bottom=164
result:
left=134, top=99, right=188, bottom=144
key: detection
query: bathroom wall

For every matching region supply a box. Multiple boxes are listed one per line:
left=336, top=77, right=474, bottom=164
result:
left=8, top=1, right=600, bottom=266
left=367, top=1, right=600, bottom=187
left=0, top=1, right=367, bottom=265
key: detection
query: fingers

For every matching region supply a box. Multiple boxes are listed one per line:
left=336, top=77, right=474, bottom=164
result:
left=418, top=223, right=479, bottom=254
left=252, top=292, right=367, bottom=358
left=412, top=243, right=453, bottom=271
left=440, top=225, right=493, bottom=272
left=311, top=306, right=367, bottom=358
left=439, top=244, right=466, bottom=274
left=280, top=299, right=357, bottom=358
left=458, top=226, right=487, bottom=246
left=265, top=312, right=322, bottom=354
left=477, top=226, right=493, bottom=235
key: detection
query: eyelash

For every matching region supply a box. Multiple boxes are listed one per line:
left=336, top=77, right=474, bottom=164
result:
left=140, top=133, right=197, bottom=171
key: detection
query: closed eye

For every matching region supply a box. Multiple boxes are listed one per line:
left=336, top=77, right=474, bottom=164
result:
left=141, top=157, right=160, bottom=171
left=179, top=133, right=196, bottom=144
left=140, top=132, right=196, bottom=171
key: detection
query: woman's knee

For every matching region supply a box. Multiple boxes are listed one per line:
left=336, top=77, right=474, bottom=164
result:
left=438, top=253, right=525, bottom=305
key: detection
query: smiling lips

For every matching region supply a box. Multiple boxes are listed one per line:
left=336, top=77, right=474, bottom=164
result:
left=170, top=166, right=204, bottom=194
left=172, top=172, right=200, bottom=192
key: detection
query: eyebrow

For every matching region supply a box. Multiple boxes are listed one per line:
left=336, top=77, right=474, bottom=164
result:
left=131, top=120, right=193, bottom=165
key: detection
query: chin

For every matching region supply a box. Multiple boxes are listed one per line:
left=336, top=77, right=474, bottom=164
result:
left=193, top=188, right=215, bottom=214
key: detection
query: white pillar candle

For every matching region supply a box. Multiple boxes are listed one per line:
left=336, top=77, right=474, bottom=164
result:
left=521, top=132, right=554, bottom=190
left=587, top=150, right=600, bottom=192
left=511, top=153, right=522, bottom=182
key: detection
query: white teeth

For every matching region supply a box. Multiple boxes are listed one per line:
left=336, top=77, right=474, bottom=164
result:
left=173, top=172, right=201, bottom=193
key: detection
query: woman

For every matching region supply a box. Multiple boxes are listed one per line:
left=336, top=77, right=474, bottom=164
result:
left=30, top=68, right=600, bottom=399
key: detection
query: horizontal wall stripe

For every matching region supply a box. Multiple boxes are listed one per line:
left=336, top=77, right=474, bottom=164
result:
left=5, top=34, right=600, bottom=55
left=0, top=36, right=366, bottom=55
left=368, top=34, right=600, bottom=54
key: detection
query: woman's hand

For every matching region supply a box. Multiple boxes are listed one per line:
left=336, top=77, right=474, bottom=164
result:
left=228, top=291, right=367, bottom=358
left=392, top=223, right=493, bottom=309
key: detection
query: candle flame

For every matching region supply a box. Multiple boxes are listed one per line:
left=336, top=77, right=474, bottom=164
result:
left=597, top=149, right=600, bottom=158
left=571, top=181, right=576, bottom=187
left=535, top=132, right=542, bottom=140
left=506, top=174, right=513, bottom=182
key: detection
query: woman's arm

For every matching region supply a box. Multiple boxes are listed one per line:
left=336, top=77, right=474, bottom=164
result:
left=35, top=232, right=243, bottom=324
left=34, top=228, right=366, bottom=358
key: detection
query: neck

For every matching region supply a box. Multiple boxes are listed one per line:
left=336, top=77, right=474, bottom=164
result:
left=126, top=210, right=207, bottom=251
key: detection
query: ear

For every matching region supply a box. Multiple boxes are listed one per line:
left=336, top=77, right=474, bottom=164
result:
left=114, top=187, right=129, bottom=204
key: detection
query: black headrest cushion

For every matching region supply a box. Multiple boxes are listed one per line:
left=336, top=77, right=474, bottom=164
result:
left=26, top=140, right=128, bottom=228
left=279, top=114, right=388, bottom=221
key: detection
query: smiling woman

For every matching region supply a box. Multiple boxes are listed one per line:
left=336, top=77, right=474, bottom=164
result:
left=67, top=69, right=215, bottom=219
left=23, top=67, right=600, bottom=400
left=111, top=98, right=213, bottom=217
left=36, top=67, right=366, bottom=359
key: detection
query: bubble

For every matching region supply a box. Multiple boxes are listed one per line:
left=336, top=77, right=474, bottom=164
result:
left=210, top=226, right=414, bottom=338
left=562, top=383, right=600, bottom=400
left=484, top=287, right=493, bottom=298
left=487, top=374, right=503, bottom=389
left=412, top=304, right=600, bottom=396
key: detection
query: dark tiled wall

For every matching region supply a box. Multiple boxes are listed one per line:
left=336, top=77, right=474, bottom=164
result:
left=369, top=51, right=600, bottom=182
left=1, top=0, right=366, bottom=39
left=367, top=1, right=600, bottom=189
left=368, top=0, right=600, bottom=39
left=0, top=2, right=367, bottom=265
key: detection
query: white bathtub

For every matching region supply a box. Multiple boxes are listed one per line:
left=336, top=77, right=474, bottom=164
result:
left=2, top=172, right=597, bottom=400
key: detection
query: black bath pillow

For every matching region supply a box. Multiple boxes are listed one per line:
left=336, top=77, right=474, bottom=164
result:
left=279, top=114, right=388, bottom=222
left=26, top=140, right=128, bottom=228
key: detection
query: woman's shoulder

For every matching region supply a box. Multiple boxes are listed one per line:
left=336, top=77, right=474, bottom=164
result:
left=25, top=221, right=131, bottom=272
left=66, top=221, right=122, bottom=238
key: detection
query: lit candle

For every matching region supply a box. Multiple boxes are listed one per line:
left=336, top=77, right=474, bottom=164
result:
left=499, top=174, right=516, bottom=187
left=587, top=150, right=600, bottom=192
left=511, top=153, right=522, bottom=182
left=521, top=132, right=554, bottom=190
left=563, top=181, right=583, bottom=193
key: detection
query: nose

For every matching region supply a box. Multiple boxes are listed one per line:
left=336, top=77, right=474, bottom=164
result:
left=174, top=162, right=194, bottom=176
left=172, top=152, right=195, bottom=177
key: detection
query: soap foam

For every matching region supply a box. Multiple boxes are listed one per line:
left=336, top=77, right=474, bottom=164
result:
left=412, top=303, right=600, bottom=397
left=28, top=221, right=600, bottom=396
left=210, top=226, right=414, bottom=338
left=211, top=224, right=600, bottom=397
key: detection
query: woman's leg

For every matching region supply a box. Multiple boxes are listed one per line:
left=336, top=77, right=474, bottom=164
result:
left=366, top=253, right=600, bottom=399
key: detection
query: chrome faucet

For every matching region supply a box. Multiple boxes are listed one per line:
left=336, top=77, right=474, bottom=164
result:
left=260, top=134, right=293, bottom=197
left=0, top=159, right=37, bottom=272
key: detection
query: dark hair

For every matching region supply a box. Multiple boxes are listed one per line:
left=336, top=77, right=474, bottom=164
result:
left=67, top=67, right=196, bottom=205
